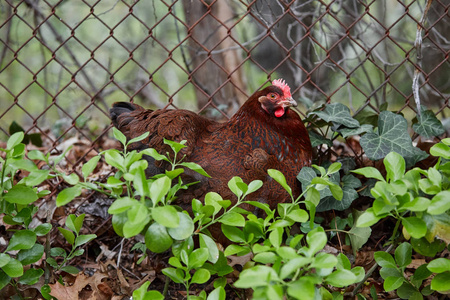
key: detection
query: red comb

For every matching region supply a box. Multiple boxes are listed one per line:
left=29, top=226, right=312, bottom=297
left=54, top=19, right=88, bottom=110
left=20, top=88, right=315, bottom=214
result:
left=272, top=79, right=292, bottom=98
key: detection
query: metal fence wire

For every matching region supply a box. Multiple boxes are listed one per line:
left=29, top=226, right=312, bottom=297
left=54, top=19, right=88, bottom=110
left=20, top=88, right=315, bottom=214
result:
left=0, top=0, right=449, bottom=170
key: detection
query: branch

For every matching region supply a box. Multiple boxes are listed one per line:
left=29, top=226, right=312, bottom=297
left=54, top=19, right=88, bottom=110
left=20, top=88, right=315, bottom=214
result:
left=412, top=0, right=434, bottom=116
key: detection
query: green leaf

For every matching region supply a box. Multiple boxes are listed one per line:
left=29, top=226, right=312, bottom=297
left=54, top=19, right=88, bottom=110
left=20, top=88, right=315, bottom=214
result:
left=164, top=139, right=186, bottom=155
left=287, top=277, right=316, bottom=300
left=127, top=132, right=150, bottom=145
left=167, top=212, right=194, bottom=240
left=310, top=252, right=338, bottom=269
left=394, top=242, right=412, bottom=268
left=60, top=265, right=80, bottom=274
left=430, top=142, right=450, bottom=159
left=179, top=162, right=211, bottom=178
left=384, top=276, right=404, bottom=292
left=28, top=150, right=47, bottom=161
left=327, top=162, right=342, bottom=175
left=268, top=169, right=292, bottom=196
left=349, top=212, right=372, bottom=254
left=145, top=222, right=173, bottom=253
left=189, top=248, right=209, bottom=269
left=6, top=230, right=37, bottom=251
left=1, top=258, right=23, bottom=277
left=199, top=233, right=219, bottom=264
left=152, top=206, right=179, bottom=228
left=108, top=197, right=139, bottom=214
left=74, top=234, right=96, bottom=247
left=428, top=191, right=450, bottom=215
left=400, top=197, right=430, bottom=212
left=218, top=212, right=245, bottom=227
left=62, top=173, right=79, bottom=185
left=113, top=128, right=127, bottom=146
left=104, top=149, right=126, bottom=172
left=351, top=267, right=366, bottom=283
left=33, top=223, right=52, bottom=236
left=336, top=253, right=351, bottom=270
left=150, top=176, right=171, bottom=205
left=191, top=268, right=210, bottom=284
left=132, top=281, right=164, bottom=300
left=82, top=156, right=101, bottom=179
left=17, top=244, right=44, bottom=265
left=356, top=208, right=381, bottom=227
left=25, top=170, right=50, bottom=186
left=234, top=266, right=279, bottom=288
left=0, top=254, right=11, bottom=268
left=413, top=108, right=445, bottom=138
left=325, top=269, right=357, bottom=287
left=430, top=272, right=450, bottom=292
left=245, top=180, right=263, bottom=197
left=280, top=257, right=311, bottom=280
left=286, top=207, right=309, bottom=223
left=18, top=268, right=44, bottom=285
left=204, top=192, right=224, bottom=215
left=360, top=111, right=426, bottom=165
left=374, top=252, right=396, bottom=269
left=3, top=184, right=38, bottom=205
left=224, top=244, right=249, bottom=257
left=66, top=214, right=84, bottom=234
left=352, top=167, right=385, bottom=182
left=207, top=286, right=226, bottom=300
left=402, top=217, right=427, bottom=239
left=427, top=258, right=450, bottom=273
left=140, top=148, right=168, bottom=162
left=7, top=132, right=24, bottom=150
left=253, top=252, right=277, bottom=264
left=227, top=176, right=245, bottom=198
left=311, top=103, right=360, bottom=128
left=306, top=227, right=327, bottom=256
left=384, top=152, right=405, bottom=182
left=124, top=204, right=150, bottom=238
left=58, top=227, right=75, bottom=245
left=56, top=185, right=82, bottom=207
left=221, top=225, right=245, bottom=243
left=269, top=227, right=283, bottom=249
left=162, top=267, right=185, bottom=284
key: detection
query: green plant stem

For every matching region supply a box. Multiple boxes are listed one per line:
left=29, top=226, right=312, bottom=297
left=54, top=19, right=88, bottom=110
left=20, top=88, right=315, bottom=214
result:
left=197, top=199, right=244, bottom=232
left=163, top=276, right=170, bottom=298
left=389, top=218, right=402, bottom=243
left=10, top=280, right=24, bottom=300
left=351, top=244, right=394, bottom=296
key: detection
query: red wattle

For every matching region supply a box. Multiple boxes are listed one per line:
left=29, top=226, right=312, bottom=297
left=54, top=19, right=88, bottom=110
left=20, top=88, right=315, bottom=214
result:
left=275, top=108, right=285, bottom=117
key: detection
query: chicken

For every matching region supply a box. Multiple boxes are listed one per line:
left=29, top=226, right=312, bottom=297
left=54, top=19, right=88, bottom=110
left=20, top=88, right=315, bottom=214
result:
left=110, top=79, right=312, bottom=210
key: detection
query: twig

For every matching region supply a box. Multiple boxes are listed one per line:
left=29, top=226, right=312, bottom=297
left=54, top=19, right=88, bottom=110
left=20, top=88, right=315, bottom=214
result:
left=412, top=0, right=434, bottom=116
left=116, top=237, right=125, bottom=268
left=351, top=244, right=394, bottom=297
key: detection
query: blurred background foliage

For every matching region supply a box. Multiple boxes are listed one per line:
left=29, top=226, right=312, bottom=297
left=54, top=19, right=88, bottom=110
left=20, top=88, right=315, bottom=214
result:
left=0, top=0, right=448, bottom=143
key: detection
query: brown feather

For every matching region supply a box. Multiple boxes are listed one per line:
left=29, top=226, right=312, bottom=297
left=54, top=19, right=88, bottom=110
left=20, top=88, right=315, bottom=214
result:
left=110, top=83, right=312, bottom=210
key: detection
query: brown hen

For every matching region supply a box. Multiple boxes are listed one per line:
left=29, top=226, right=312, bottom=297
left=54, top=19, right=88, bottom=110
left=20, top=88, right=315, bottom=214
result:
left=110, top=79, right=312, bottom=210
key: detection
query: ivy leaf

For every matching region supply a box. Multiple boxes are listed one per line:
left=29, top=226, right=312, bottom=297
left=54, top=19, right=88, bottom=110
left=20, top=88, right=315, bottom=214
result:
left=339, top=124, right=373, bottom=138
left=413, top=108, right=445, bottom=138
left=360, top=111, right=427, bottom=166
left=348, top=210, right=371, bottom=255
left=308, top=131, right=332, bottom=148
left=310, top=103, right=360, bottom=128
left=316, top=175, right=361, bottom=212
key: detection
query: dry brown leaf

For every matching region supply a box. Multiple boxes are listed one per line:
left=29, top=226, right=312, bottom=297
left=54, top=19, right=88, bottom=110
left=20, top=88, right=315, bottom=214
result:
left=407, top=259, right=427, bottom=269
left=49, top=272, right=107, bottom=300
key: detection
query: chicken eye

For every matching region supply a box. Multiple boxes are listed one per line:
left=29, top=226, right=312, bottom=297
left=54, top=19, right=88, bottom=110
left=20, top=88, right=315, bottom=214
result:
left=269, top=93, right=276, bottom=99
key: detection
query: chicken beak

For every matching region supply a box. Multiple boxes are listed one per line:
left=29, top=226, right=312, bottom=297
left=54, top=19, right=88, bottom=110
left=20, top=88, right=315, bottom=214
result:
left=280, top=97, right=297, bottom=108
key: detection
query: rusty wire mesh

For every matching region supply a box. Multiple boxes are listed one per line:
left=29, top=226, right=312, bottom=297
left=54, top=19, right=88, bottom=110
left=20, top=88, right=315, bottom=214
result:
left=0, top=0, right=449, bottom=169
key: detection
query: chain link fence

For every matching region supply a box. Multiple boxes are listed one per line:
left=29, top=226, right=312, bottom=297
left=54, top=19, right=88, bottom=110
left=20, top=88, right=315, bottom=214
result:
left=1, top=0, right=449, bottom=168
